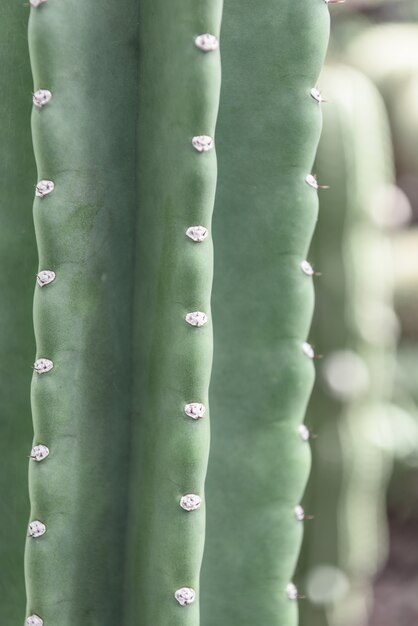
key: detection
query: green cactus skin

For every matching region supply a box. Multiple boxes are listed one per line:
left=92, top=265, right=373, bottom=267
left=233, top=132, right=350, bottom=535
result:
left=0, top=4, right=37, bottom=623
left=297, top=65, right=396, bottom=626
left=125, top=2, right=222, bottom=625
left=347, top=24, right=418, bottom=94
left=26, top=1, right=139, bottom=624
left=200, top=2, right=330, bottom=625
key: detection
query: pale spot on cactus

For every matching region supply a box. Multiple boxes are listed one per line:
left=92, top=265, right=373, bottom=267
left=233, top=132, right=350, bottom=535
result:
left=30, top=445, right=50, bottom=462
left=186, top=225, right=209, bottom=243
left=306, top=565, right=349, bottom=604
left=302, top=342, right=315, bottom=359
left=174, top=587, right=196, bottom=606
left=324, top=0, right=346, bottom=4
left=192, top=135, right=214, bottom=153
left=322, top=351, right=369, bottom=400
left=29, top=0, right=47, bottom=6
left=286, top=582, right=299, bottom=600
left=185, top=311, right=208, bottom=327
left=35, top=180, right=54, bottom=198
left=294, top=505, right=305, bottom=521
left=180, top=494, right=202, bottom=511
left=28, top=521, right=46, bottom=538
left=184, top=402, right=206, bottom=420
left=26, top=616, right=44, bottom=626
left=34, top=358, right=54, bottom=374
left=195, top=34, right=219, bottom=52
left=300, top=260, right=314, bottom=276
left=33, top=89, right=52, bottom=108
left=36, top=270, right=55, bottom=287
left=305, top=174, right=329, bottom=190
left=298, top=424, right=310, bottom=441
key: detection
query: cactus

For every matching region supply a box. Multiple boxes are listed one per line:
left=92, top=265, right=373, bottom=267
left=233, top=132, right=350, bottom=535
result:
left=347, top=24, right=418, bottom=182
left=124, top=2, right=222, bottom=625
left=0, top=4, right=37, bottom=624
left=26, top=1, right=140, bottom=624
left=201, top=2, right=329, bottom=625
left=297, top=65, right=396, bottom=626
left=0, top=1, right=337, bottom=624
left=391, top=73, right=418, bottom=179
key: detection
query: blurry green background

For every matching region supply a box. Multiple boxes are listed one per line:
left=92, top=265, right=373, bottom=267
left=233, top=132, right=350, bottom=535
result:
left=296, top=2, right=418, bottom=625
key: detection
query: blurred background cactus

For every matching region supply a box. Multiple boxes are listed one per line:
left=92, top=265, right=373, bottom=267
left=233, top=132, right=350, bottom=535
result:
left=1, top=1, right=418, bottom=626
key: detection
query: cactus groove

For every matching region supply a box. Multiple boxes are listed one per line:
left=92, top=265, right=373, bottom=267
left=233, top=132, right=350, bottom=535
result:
left=0, top=4, right=37, bottom=624
left=21, top=0, right=334, bottom=625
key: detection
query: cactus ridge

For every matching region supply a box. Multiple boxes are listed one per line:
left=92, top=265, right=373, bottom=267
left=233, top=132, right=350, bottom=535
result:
left=26, top=1, right=140, bottom=624
left=201, top=2, right=330, bottom=625
left=0, top=4, right=37, bottom=624
left=125, top=1, right=223, bottom=624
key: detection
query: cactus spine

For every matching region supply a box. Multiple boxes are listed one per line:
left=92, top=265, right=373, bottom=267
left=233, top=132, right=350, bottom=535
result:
left=201, top=2, right=330, bottom=625
left=298, top=65, right=396, bottom=626
left=0, top=5, right=37, bottom=624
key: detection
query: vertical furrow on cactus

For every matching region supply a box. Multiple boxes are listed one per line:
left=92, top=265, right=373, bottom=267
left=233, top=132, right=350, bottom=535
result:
left=0, top=4, right=37, bottom=623
left=201, top=2, right=329, bottom=625
left=26, top=2, right=139, bottom=624
left=125, top=2, right=222, bottom=625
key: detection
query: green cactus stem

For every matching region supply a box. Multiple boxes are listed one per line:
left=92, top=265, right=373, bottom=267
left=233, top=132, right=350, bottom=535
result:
left=201, top=2, right=330, bottom=625
left=26, top=1, right=139, bottom=624
left=125, top=1, right=222, bottom=624
left=297, top=65, right=396, bottom=626
left=0, top=4, right=37, bottom=624
left=347, top=23, right=418, bottom=100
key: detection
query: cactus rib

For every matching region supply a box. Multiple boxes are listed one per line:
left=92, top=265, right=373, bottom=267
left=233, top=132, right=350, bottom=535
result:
left=201, top=1, right=330, bottom=625
left=0, top=4, right=37, bottom=624
left=26, top=1, right=139, bottom=624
